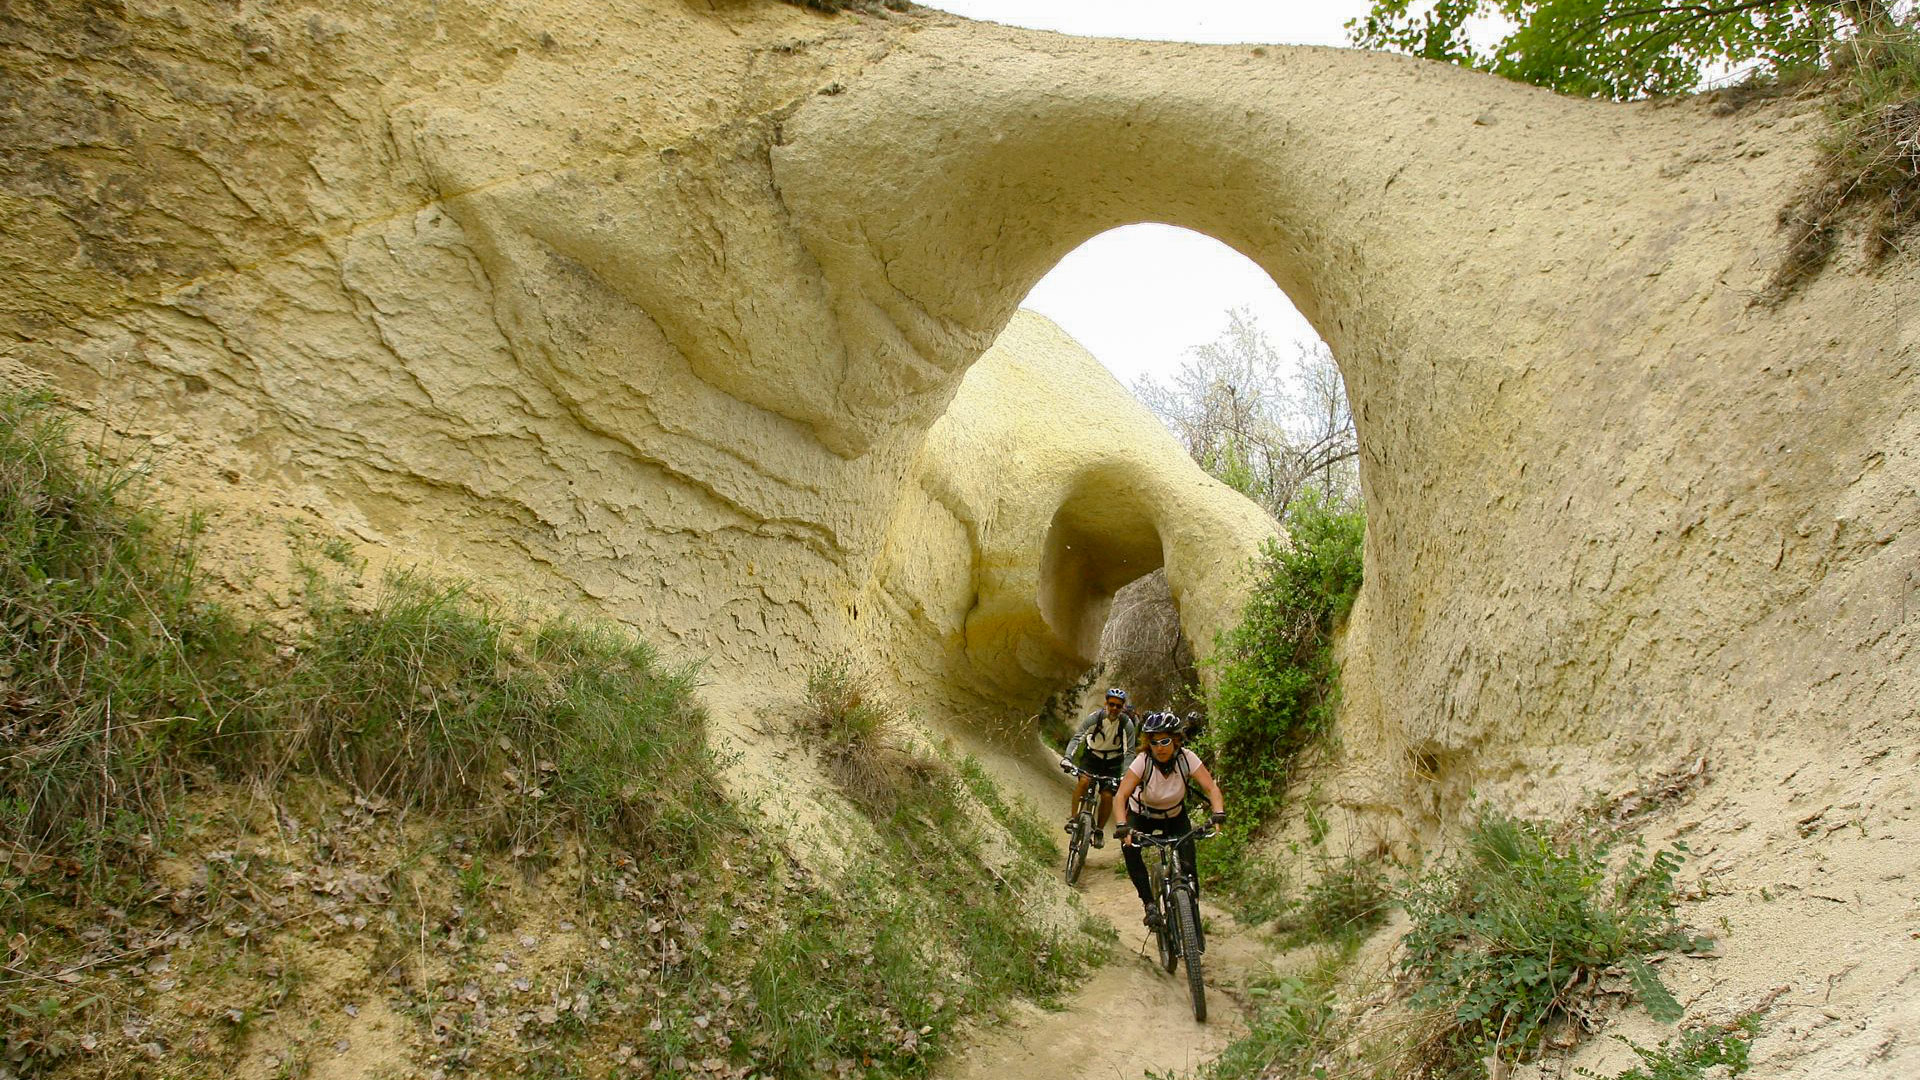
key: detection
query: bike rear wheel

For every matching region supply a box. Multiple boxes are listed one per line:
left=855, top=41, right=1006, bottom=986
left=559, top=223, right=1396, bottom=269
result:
left=1175, top=887, right=1206, bottom=1021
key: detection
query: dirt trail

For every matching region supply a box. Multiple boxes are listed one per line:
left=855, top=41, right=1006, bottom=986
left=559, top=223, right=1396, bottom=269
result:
left=938, top=840, right=1281, bottom=1080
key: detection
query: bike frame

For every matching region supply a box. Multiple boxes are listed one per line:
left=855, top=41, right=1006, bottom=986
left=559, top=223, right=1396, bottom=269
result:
left=1130, top=824, right=1214, bottom=1021
left=1062, top=766, right=1119, bottom=886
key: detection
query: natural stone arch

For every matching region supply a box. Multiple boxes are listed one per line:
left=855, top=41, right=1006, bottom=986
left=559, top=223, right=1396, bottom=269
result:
left=872, top=312, right=1277, bottom=711
left=4, top=0, right=1910, bottom=805
left=765, top=20, right=1917, bottom=780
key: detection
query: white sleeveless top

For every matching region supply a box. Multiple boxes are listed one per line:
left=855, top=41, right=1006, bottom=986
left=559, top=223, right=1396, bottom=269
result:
left=1127, top=749, right=1200, bottom=815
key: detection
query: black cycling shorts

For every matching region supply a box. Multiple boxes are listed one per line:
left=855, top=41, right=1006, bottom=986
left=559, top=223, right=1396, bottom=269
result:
left=1075, top=749, right=1124, bottom=780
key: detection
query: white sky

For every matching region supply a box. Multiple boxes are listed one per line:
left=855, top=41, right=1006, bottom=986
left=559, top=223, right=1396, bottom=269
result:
left=920, top=0, right=1382, bottom=389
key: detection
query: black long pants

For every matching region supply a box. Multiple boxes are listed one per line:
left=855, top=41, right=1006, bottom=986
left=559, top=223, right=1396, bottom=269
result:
left=1122, top=811, right=1195, bottom=908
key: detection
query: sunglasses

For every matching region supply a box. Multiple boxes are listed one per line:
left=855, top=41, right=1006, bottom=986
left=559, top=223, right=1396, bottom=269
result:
left=1104, top=700, right=1124, bottom=708
left=1147, top=735, right=1176, bottom=747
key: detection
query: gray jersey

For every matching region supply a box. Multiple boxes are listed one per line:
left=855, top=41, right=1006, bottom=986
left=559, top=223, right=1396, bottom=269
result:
left=1064, top=709, right=1135, bottom=761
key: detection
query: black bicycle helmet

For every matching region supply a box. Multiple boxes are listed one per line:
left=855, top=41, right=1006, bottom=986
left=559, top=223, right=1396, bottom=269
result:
left=1140, top=711, right=1183, bottom=735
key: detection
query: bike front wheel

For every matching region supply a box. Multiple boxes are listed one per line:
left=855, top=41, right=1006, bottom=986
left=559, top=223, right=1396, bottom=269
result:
left=1175, top=887, right=1206, bottom=1021
left=1064, top=814, right=1090, bottom=885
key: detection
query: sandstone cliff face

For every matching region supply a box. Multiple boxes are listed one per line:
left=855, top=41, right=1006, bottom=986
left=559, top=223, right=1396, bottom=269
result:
left=4, top=2, right=1919, bottom=1067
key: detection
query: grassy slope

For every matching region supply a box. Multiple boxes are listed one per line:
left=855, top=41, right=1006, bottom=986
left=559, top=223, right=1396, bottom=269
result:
left=0, top=391, right=1104, bottom=1080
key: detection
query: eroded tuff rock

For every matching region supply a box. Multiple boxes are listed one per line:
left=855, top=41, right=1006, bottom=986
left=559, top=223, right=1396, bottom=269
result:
left=3, top=0, right=1916, bottom=873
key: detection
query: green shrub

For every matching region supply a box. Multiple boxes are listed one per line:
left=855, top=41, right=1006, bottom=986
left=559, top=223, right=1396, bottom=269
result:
left=1198, top=489, right=1364, bottom=903
left=1400, top=809, right=1706, bottom=1071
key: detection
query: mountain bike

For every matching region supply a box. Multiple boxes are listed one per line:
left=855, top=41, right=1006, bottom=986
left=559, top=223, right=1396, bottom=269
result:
left=1062, top=767, right=1120, bottom=886
left=1132, top=824, right=1215, bottom=1021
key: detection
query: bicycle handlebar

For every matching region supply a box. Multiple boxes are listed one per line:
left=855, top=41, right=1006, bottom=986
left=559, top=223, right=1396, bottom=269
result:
left=1063, top=766, right=1120, bottom=790
left=1125, top=825, right=1217, bottom=846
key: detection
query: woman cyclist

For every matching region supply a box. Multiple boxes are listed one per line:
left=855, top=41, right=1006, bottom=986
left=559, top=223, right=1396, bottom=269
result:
left=1058, top=687, right=1136, bottom=848
left=1113, top=712, right=1226, bottom=928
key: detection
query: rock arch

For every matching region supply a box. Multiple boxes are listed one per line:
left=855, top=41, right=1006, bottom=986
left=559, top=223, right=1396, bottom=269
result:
left=4, top=0, right=1912, bottom=795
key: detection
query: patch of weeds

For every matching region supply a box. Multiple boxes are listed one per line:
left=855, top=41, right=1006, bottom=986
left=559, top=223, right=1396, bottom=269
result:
left=1765, top=24, right=1920, bottom=302
left=282, top=571, right=721, bottom=860
left=1270, top=853, right=1392, bottom=948
left=1399, top=808, right=1708, bottom=1073
left=0, top=390, right=275, bottom=877
left=758, top=673, right=1104, bottom=1075
left=800, top=652, right=911, bottom=813
left=956, top=755, right=1055, bottom=866
left=1202, top=948, right=1350, bottom=1080
left=1576, top=1014, right=1761, bottom=1080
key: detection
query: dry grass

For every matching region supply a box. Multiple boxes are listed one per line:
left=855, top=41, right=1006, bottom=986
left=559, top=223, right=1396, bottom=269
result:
left=1764, top=28, right=1920, bottom=303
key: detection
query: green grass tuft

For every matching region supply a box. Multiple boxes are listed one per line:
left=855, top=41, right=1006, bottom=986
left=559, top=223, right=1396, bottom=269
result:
left=1399, top=809, right=1707, bottom=1072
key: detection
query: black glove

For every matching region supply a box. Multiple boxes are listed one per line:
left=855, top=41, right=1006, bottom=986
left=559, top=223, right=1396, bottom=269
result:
left=1210, top=810, right=1227, bottom=826
left=1113, top=821, right=1131, bottom=839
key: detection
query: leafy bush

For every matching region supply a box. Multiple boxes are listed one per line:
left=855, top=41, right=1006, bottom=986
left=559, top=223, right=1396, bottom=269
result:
left=1400, top=809, right=1706, bottom=1071
left=1347, top=0, right=1903, bottom=101
left=1199, top=489, right=1364, bottom=901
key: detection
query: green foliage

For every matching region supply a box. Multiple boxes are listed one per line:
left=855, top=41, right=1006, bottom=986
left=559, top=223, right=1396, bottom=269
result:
left=1347, top=0, right=1902, bottom=100
left=283, top=575, right=717, bottom=857
left=1400, top=809, right=1706, bottom=1068
left=1199, top=489, right=1364, bottom=902
left=957, top=755, right=1058, bottom=867
left=752, top=685, right=1105, bottom=1077
left=0, top=391, right=273, bottom=863
left=1577, top=1015, right=1760, bottom=1080
left=1200, top=950, right=1351, bottom=1080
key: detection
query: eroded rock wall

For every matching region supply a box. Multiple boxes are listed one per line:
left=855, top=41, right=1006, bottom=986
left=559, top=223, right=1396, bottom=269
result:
left=3, top=0, right=1915, bottom=835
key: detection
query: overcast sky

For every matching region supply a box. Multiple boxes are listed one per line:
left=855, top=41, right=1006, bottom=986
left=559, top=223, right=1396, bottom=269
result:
left=918, top=0, right=1382, bottom=389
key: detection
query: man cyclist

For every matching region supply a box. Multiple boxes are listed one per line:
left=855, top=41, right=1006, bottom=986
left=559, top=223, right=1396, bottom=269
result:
left=1058, top=687, right=1137, bottom=848
left=1113, top=712, right=1226, bottom=929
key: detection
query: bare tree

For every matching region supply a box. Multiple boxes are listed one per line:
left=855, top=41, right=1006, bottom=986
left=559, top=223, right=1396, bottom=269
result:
left=1134, top=308, right=1359, bottom=517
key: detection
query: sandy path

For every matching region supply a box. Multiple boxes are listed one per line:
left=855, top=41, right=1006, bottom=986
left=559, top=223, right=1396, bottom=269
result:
left=937, top=839, right=1278, bottom=1080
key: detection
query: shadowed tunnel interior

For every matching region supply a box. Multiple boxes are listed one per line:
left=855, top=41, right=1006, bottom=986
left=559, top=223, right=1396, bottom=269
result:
left=1038, top=463, right=1168, bottom=665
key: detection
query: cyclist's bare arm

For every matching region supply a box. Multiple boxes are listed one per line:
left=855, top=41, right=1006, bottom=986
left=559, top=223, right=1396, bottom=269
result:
left=1191, top=759, right=1226, bottom=818
left=1112, top=768, right=1141, bottom=833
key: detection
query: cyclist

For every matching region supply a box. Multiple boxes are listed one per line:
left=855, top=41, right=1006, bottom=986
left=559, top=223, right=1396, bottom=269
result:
left=1113, top=712, right=1226, bottom=929
left=1058, top=687, right=1137, bottom=848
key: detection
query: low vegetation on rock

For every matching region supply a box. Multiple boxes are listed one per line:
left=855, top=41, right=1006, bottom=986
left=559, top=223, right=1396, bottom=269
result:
left=1198, top=804, right=1741, bottom=1080
left=0, top=392, right=1101, bottom=1079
